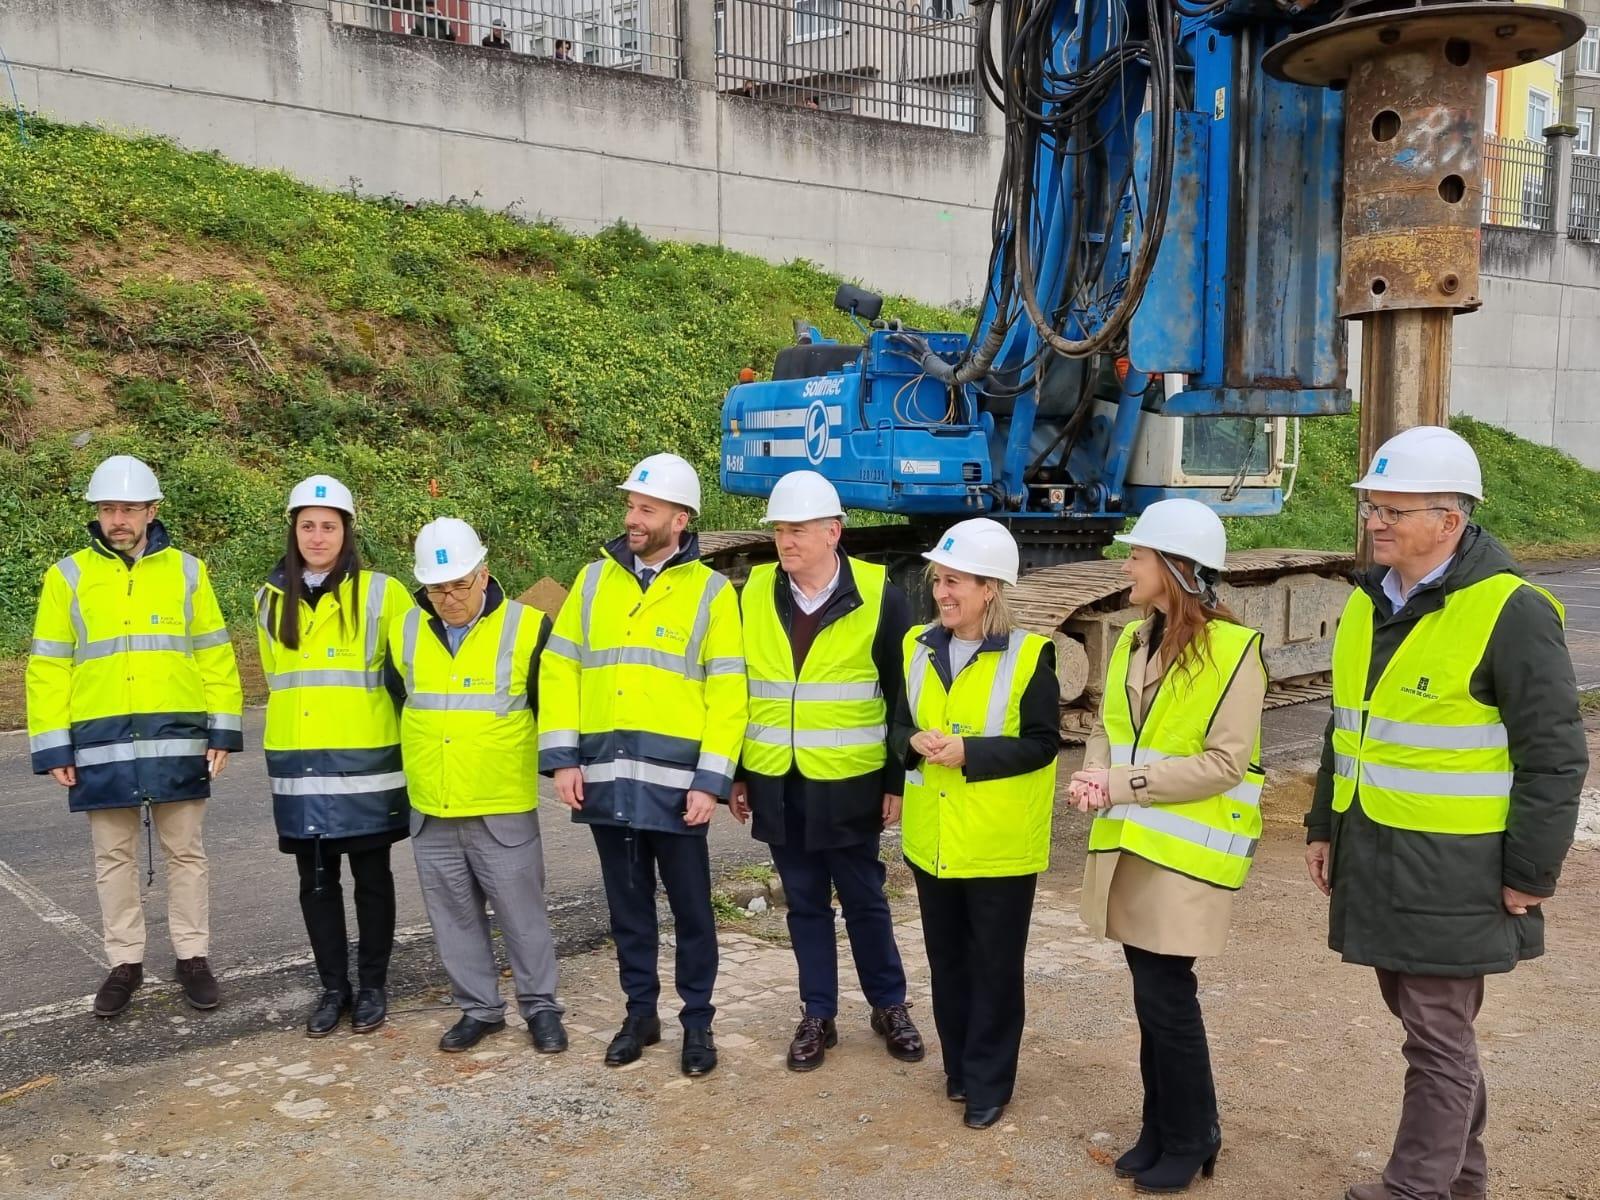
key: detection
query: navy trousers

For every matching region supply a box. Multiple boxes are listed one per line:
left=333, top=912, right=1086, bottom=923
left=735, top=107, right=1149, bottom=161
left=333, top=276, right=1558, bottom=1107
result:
left=766, top=802, right=906, bottom=1019
left=590, top=824, right=718, bottom=1029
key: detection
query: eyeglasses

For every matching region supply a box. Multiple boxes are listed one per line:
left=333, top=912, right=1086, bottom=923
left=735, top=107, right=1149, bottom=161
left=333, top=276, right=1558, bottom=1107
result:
left=1358, top=501, right=1451, bottom=527
left=425, top=574, right=483, bottom=600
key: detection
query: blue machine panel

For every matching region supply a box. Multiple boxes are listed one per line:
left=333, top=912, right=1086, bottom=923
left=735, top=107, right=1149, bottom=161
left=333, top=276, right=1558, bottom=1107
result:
left=1130, top=109, right=1209, bottom=376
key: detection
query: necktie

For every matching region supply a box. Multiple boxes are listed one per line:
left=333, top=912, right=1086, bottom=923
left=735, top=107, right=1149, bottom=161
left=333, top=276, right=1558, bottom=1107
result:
left=639, top=568, right=656, bottom=590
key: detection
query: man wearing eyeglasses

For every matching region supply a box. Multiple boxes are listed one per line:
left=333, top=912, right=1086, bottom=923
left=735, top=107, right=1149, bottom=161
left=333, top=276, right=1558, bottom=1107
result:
left=1303, top=426, right=1584, bottom=1200
left=390, top=518, right=567, bottom=1055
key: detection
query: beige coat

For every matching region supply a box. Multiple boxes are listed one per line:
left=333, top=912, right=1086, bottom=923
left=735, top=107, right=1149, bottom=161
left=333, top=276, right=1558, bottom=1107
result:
left=1079, top=623, right=1267, bottom=958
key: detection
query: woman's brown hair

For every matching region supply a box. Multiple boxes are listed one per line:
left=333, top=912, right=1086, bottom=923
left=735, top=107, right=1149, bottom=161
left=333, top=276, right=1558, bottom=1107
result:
left=1148, top=554, right=1239, bottom=680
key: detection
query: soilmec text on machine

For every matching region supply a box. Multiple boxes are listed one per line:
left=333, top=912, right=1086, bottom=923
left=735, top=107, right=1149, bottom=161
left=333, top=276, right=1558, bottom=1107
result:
left=710, top=0, right=1584, bottom=735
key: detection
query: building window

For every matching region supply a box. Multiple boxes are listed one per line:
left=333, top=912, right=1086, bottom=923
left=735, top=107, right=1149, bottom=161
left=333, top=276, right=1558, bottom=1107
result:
left=1527, top=87, right=1551, bottom=138
left=792, top=0, right=843, bottom=42
left=1580, top=26, right=1600, bottom=74
left=1485, top=75, right=1499, bottom=135
left=951, top=83, right=976, bottom=133
left=714, top=3, right=725, bottom=54
left=524, top=17, right=548, bottom=57
left=580, top=14, right=601, bottom=63
left=616, top=3, right=640, bottom=60
left=1521, top=176, right=1546, bottom=227
left=1579, top=107, right=1594, bottom=155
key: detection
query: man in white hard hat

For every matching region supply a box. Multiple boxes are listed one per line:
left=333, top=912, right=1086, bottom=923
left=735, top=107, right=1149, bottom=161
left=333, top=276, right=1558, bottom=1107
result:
left=388, top=518, right=568, bottom=1054
left=728, top=470, right=924, bottom=1071
left=541, top=453, right=747, bottom=1077
left=26, top=454, right=243, bottom=1017
left=1302, top=426, right=1584, bottom=1200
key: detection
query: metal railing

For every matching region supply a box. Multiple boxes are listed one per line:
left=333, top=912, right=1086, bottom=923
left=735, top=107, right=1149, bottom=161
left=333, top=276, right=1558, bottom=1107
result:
left=715, top=0, right=980, bottom=133
left=331, top=0, right=682, bottom=78
left=1481, top=132, right=1553, bottom=232
left=1571, top=152, right=1600, bottom=241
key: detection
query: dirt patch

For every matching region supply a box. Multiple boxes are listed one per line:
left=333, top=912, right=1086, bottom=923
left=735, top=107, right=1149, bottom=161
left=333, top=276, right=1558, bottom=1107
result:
left=0, top=808, right=1595, bottom=1200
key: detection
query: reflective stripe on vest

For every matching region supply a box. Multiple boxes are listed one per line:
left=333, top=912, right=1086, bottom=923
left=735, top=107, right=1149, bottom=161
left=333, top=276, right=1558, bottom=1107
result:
left=1329, top=574, right=1557, bottom=835
left=1089, top=619, right=1265, bottom=891
left=740, top=559, right=889, bottom=780
left=58, top=551, right=204, bottom=662
left=263, top=575, right=390, bottom=693
left=899, top=626, right=1056, bottom=879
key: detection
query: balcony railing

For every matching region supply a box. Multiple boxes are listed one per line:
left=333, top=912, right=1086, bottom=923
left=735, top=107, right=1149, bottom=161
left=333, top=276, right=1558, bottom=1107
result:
left=715, top=0, right=980, bottom=133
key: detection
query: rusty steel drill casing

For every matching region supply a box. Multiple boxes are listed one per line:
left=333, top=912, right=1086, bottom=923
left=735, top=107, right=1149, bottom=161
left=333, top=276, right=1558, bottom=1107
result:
left=1341, top=45, right=1484, bottom=317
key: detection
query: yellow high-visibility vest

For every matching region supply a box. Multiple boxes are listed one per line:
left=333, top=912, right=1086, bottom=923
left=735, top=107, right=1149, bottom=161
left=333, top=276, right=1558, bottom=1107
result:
left=900, top=625, right=1056, bottom=879
left=1089, top=619, right=1266, bottom=890
left=740, top=559, right=888, bottom=781
left=391, top=595, right=546, bottom=819
left=1330, top=574, right=1560, bottom=834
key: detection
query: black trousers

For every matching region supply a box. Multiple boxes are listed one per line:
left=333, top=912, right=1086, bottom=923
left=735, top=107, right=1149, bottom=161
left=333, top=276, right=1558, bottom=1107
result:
left=1124, top=944, right=1220, bottom=1155
left=590, top=824, right=718, bottom=1029
left=766, top=793, right=906, bottom=1019
left=910, top=861, right=1037, bottom=1109
left=295, top=845, right=396, bottom=994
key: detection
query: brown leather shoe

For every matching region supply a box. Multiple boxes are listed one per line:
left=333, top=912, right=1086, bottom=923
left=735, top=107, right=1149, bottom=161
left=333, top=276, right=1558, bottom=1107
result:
left=786, top=1015, right=837, bottom=1072
left=175, top=956, right=220, bottom=1010
left=93, top=962, right=143, bottom=1018
left=870, top=1003, right=926, bottom=1062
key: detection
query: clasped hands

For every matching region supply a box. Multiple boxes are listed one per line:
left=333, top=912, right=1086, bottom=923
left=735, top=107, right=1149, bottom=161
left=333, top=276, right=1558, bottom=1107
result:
left=909, top=730, right=966, bottom=769
left=1068, top=767, right=1111, bottom=814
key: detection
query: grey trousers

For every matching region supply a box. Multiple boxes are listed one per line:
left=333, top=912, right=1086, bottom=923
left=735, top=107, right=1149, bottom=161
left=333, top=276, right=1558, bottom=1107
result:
left=412, top=809, right=562, bottom=1023
left=1376, top=969, right=1488, bottom=1200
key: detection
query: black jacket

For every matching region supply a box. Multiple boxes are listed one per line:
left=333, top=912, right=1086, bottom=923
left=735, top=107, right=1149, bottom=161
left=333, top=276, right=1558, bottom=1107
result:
left=1305, top=527, right=1586, bottom=976
left=739, top=554, right=913, bottom=852
left=889, top=625, right=1060, bottom=782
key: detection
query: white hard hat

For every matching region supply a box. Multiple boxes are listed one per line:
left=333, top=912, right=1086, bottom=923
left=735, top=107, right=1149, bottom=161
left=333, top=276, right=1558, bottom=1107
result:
left=413, top=518, right=487, bottom=586
left=1351, top=425, right=1483, bottom=501
left=619, top=453, right=701, bottom=514
left=84, top=455, right=162, bottom=503
left=922, top=518, right=1020, bottom=586
left=762, top=470, right=844, bottom=524
left=286, top=474, right=355, bottom=517
left=1114, top=498, right=1227, bottom=572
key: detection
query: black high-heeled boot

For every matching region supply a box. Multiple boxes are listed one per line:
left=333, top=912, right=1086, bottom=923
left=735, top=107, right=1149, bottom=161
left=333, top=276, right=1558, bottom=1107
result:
left=1133, top=1140, right=1220, bottom=1194
left=1115, top=1127, right=1162, bottom=1179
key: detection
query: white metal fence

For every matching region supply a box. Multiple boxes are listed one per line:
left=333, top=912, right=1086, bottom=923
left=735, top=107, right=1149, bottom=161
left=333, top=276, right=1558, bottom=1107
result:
left=714, top=0, right=980, bottom=133
left=331, top=0, right=682, bottom=77
left=1572, top=152, right=1600, bottom=241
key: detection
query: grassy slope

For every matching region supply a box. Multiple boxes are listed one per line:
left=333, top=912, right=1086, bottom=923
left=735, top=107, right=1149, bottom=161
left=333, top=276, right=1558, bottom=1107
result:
left=3, top=119, right=1600, bottom=678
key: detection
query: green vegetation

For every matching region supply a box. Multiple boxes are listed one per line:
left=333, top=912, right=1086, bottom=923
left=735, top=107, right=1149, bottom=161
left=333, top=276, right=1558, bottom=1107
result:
left=0, top=120, right=959, bottom=651
left=5, top=118, right=1600, bottom=665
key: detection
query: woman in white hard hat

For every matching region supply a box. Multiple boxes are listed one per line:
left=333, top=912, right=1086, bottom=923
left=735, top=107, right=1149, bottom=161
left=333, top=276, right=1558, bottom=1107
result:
left=257, top=476, right=415, bottom=1038
left=1070, top=498, right=1267, bottom=1194
left=889, top=517, right=1061, bottom=1130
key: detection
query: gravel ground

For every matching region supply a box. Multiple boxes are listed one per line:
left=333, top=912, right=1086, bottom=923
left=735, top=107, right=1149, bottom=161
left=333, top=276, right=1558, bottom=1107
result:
left=3, top=788, right=1598, bottom=1200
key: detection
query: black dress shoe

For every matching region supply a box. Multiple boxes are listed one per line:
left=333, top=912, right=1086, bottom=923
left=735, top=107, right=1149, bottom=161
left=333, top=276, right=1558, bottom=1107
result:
left=352, top=987, right=387, bottom=1034
left=306, top=989, right=350, bottom=1038
left=945, top=1078, right=966, bottom=1103
left=870, top=1004, right=926, bottom=1062
left=786, top=1016, right=837, bottom=1072
left=681, top=1027, right=717, bottom=1077
left=964, top=1104, right=1006, bottom=1129
left=1115, top=1126, right=1162, bottom=1179
left=529, top=1010, right=569, bottom=1053
left=604, top=1015, right=662, bottom=1066
left=438, top=1014, right=507, bottom=1053
left=175, top=956, right=220, bottom=1010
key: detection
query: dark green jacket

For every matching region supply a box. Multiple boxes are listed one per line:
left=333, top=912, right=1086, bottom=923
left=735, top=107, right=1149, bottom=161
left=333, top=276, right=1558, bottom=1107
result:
left=1305, top=527, right=1586, bottom=977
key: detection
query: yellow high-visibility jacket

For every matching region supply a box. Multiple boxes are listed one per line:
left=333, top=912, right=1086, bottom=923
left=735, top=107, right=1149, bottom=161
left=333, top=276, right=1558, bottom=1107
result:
left=539, top=534, right=747, bottom=835
left=257, top=567, right=413, bottom=840
left=27, top=522, right=243, bottom=812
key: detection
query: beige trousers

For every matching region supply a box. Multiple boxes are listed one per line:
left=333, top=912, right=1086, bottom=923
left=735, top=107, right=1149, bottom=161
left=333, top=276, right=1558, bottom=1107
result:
left=87, top=800, right=209, bottom=964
